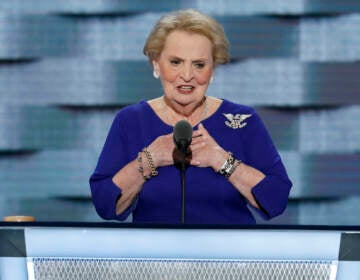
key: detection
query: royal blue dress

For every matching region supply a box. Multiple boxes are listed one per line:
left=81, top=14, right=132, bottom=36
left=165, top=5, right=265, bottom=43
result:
left=89, top=99, right=292, bottom=224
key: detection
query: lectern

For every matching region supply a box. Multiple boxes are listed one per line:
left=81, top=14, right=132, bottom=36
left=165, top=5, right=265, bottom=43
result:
left=1, top=223, right=359, bottom=279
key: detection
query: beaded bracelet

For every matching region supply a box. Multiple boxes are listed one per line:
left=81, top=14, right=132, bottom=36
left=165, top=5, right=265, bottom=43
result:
left=137, top=152, right=151, bottom=181
left=142, top=147, right=158, bottom=177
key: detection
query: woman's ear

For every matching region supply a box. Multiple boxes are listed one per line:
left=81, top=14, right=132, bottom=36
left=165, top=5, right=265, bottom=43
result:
left=152, top=60, right=159, bottom=71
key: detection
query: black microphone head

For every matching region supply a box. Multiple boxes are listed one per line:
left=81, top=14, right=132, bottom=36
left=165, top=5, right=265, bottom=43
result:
left=173, top=120, right=193, bottom=153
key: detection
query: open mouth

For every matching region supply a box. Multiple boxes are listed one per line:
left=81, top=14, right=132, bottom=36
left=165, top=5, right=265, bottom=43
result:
left=177, top=85, right=195, bottom=93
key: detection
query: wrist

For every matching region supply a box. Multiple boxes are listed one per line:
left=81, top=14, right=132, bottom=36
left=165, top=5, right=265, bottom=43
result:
left=216, top=151, right=242, bottom=180
left=143, top=147, right=158, bottom=177
left=212, top=149, right=229, bottom=171
left=137, top=148, right=158, bottom=181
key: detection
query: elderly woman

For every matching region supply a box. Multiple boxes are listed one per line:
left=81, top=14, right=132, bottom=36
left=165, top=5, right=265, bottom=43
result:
left=89, top=9, right=292, bottom=224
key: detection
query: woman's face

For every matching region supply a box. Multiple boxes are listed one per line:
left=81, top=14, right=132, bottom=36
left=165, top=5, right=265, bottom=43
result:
left=153, top=30, right=214, bottom=108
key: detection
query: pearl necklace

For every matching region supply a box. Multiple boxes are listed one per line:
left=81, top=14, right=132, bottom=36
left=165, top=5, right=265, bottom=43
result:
left=162, top=96, right=208, bottom=126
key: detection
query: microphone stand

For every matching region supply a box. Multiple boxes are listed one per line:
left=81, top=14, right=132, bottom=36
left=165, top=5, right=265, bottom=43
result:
left=175, top=143, right=189, bottom=224
left=181, top=152, right=186, bottom=224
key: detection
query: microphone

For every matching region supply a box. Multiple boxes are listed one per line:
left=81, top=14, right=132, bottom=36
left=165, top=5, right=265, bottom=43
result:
left=173, top=120, right=193, bottom=154
left=173, top=120, right=192, bottom=224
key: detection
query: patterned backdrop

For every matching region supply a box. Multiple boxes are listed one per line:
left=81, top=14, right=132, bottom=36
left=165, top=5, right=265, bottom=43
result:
left=0, top=0, right=359, bottom=224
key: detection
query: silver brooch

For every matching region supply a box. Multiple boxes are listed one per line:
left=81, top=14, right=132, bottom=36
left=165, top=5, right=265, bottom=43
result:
left=223, top=113, right=252, bottom=129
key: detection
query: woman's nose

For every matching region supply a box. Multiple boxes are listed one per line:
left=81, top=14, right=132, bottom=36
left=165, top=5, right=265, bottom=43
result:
left=180, top=65, right=194, bottom=81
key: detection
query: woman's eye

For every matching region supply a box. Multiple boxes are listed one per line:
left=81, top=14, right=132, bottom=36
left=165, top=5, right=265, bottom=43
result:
left=194, top=62, right=205, bottom=69
left=170, top=60, right=180, bottom=65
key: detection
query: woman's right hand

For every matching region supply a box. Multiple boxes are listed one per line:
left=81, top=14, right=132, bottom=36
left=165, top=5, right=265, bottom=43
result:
left=112, top=132, right=175, bottom=215
left=147, top=133, right=176, bottom=168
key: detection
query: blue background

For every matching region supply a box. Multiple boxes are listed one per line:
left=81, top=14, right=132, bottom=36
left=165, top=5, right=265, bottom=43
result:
left=0, top=0, right=359, bottom=224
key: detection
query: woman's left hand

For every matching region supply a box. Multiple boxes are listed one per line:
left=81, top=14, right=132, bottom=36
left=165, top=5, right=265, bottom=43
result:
left=190, top=123, right=228, bottom=170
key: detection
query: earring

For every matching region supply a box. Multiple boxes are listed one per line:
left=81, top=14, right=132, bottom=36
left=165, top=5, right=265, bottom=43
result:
left=153, top=70, right=159, bottom=79
left=209, top=75, right=214, bottom=84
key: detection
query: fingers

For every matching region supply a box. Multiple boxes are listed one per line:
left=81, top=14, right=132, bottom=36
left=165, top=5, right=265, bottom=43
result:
left=194, top=123, right=207, bottom=135
left=190, top=159, right=201, bottom=166
left=192, top=130, right=202, bottom=139
left=190, top=141, right=205, bottom=152
left=190, top=128, right=210, bottom=156
left=192, top=123, right=207, bottom=140
left=148, top=133, right=176, bottom=167
left=198, top=122, right=206, bottom=131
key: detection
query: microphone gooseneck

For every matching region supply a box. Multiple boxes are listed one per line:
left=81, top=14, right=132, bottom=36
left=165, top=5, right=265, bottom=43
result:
left=173, top=120, right=193, bottom=224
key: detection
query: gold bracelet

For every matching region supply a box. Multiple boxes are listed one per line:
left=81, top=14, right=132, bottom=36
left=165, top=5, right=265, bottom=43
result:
left=137, top=152, right=151, bottom=181
left=142, top=147, right=158, bottom=177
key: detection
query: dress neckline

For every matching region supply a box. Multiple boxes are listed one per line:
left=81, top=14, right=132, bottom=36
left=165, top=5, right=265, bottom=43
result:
left=144, top=98, right=225, bottom=128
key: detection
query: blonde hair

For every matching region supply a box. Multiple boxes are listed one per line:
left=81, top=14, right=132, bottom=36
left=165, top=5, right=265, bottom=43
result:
left=143, top=9, right=230, bottom=66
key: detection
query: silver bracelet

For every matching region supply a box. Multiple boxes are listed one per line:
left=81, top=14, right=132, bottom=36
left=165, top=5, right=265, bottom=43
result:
left=225, top=159, right=241, bottom=179
left=217, top=152, right=234, bottom=174
left=217, top=152, right=241, bottom=179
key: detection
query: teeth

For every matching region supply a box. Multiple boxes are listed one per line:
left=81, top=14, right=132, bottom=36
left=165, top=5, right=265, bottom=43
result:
left=180, top=86, right=193, bottom=90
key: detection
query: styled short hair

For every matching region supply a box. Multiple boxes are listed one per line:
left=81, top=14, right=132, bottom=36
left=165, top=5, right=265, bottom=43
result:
left=143, top=9, right=230, bottom=66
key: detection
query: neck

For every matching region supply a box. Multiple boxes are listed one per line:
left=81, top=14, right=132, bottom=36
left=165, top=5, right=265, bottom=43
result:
left=162, top=96, right=208, bottom=126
